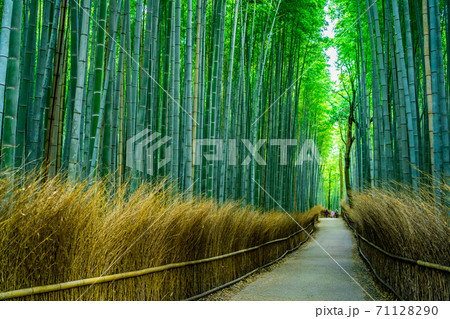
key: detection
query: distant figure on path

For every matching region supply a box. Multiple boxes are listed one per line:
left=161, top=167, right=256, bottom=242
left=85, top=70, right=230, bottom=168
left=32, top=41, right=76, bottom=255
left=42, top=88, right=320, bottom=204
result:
left=330, top=210, right=335, bottom=218
left=335, top=210, right=339, bottom=218
left=325, top=209, right=329, bottom=218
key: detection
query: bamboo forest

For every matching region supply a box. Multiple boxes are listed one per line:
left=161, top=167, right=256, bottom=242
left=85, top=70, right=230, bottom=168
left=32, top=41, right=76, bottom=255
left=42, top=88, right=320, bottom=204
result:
left=0, top=0, right=448, bottom=302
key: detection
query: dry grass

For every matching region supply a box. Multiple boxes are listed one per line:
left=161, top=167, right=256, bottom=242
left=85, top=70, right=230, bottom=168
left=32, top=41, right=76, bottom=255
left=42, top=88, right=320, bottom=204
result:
left=341, top=184, right=450, bottom=301
left=0, top=172, right=321, bottom=300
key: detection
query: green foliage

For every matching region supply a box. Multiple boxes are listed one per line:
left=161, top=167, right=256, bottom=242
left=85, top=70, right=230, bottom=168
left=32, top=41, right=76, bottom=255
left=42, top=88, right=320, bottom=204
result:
left=0, top=0, right=340, bottom=212
left=330, top=0, right=449, bottom=210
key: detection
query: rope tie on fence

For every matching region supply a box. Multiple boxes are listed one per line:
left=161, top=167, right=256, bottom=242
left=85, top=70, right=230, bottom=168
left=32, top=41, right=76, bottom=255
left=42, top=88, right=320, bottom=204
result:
left=0, top=221, right=315, bottom=300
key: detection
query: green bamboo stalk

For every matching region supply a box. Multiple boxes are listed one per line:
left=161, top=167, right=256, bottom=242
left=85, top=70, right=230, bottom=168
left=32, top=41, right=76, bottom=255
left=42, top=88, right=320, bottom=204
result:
left=135, top=0, right=152, bottom=175
left=129, top=0, right=143, bottom=188
left=62, top=0, right=79, bottom=171
left=89, top=0, right=107, bottom=164
left=424, top=0, right=442, bottom=178
left=356, top=0, right=370, bottom=187
left=1, top=0, right=23, bottom=171
left=46, top=0, right=68, bottom=177
left=402, top=0, right=420, bottom=184
left=28, top=0, right=52, bottom=167
left=369, top=0, right=393, bottom=183
left=82, top=1, right=99, bottom=178
left=432, top=0, right=450, bottom=186
left=219, top=0, right=239, bottom=204
left=171, top=0, right=181, bottom=184
left=113, top=1, right=125, bottom=183
left=365, top=0, right=381, bottom=185
left=68, top=0, right=92, bottom=180
left=392, top=0, right=417, bottom=187
left=89, top=0, right=122, bottom=182
left=124, top=0, right=134, bottom=180
left=16, top=0, right=38, bottom=168
left=183, top=0, right=194, bottom=194
left=149, top=0, right=161, bottom=180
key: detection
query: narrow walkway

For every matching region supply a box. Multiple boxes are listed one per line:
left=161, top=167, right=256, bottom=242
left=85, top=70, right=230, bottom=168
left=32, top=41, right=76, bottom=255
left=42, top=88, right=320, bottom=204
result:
left=231, top=218, right=371, bottom=301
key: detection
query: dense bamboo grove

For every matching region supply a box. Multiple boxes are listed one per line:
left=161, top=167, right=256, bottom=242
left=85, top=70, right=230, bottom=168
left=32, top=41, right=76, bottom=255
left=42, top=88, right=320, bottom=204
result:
left=1, top=0, right=449, bottom=303
left=0, top=0, right=333, bottom=211
left=330, top=0, right=450, bottom=207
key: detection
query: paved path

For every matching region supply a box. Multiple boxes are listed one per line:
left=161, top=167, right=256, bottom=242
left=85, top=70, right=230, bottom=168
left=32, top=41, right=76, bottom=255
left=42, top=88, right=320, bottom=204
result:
left=231, top=218, right=371, bottom=301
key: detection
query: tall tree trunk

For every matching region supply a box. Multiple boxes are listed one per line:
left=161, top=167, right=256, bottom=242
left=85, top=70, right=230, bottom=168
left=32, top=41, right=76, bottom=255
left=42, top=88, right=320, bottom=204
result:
left=345, top=87, right=356, bottom=207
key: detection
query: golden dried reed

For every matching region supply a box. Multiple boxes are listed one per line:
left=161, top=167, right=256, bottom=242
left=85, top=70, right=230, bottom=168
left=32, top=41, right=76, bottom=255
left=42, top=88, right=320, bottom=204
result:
left=0, top=172, right=321, bottom=300
left=342, top=184, right=449, bottom=301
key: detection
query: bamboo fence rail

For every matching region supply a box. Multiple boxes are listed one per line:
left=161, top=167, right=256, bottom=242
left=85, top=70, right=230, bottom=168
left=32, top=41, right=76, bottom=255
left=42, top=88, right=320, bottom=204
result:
left=0, top=221, right=315, bottom=300
left=185, top=227, right=314, bottom=300
left=342, top=212, right=450, bottom=273
left=341, top=206, right=450, bottom=300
